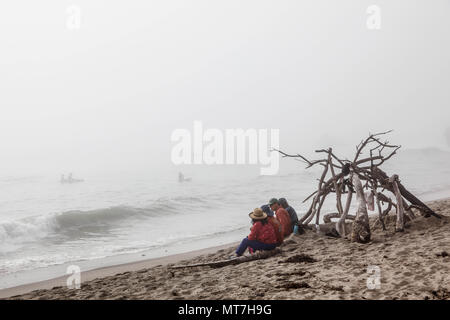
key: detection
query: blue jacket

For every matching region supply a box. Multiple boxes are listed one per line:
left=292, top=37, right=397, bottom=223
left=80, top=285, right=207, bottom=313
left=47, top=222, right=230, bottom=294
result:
left=286, top=206, right=298, bottom=225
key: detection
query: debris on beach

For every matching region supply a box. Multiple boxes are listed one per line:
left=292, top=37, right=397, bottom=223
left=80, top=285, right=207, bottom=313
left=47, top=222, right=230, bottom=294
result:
left=430, top=288, right=450, bottom=300
left=280, top=254, right=317, bottom=264
left=278, top=282, right=311, bottom=290
left=436, top=251, right=449, bottom=257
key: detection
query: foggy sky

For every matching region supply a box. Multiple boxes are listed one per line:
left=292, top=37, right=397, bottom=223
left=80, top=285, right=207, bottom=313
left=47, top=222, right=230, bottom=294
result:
left=1, top=0, right=449, bottom=176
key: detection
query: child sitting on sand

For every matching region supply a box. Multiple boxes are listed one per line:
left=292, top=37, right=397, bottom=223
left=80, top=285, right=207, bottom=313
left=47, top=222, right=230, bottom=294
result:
left=233, top=208, right=278, bottom=257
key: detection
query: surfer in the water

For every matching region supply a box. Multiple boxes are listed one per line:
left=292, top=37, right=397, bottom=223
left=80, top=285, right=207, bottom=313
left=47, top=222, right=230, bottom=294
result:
left=178, top=172, right=192, bottom=183
left=60, top=173, right=84, bottom=184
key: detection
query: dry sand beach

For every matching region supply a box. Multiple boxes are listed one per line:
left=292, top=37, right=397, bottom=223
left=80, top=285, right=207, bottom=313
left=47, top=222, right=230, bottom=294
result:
left=3, top=198, right=450, bottom=300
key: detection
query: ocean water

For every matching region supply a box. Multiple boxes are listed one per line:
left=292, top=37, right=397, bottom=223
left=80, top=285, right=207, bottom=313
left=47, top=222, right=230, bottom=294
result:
left=0, top=148, right=449, bottom=289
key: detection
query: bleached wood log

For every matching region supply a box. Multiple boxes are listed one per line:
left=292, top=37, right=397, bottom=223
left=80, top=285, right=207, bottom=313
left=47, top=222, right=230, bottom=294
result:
left=372, top=167, right=440, bottom=218
left=170, top=248, right=282, bottom=269
left=328, top=151, right=344, bottom=218
left=315, top=193, right=327, bottom=225
left=391, top=175, right=405, bottom=232
left=402, top=198, right=416, bottom=220
left=374, top=192, right=386, bottom=230
left=351, top=174, right=371, bottom=243
left=336, top=185, right=354, bottom=237
left=323, top=212, right=355, bottom=223
left=301, top=161, right=330, bottom=225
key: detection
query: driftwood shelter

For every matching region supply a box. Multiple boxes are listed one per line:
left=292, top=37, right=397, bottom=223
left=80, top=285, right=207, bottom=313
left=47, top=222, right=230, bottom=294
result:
left=171, top=131, right=441, bottom=269
left=276, top=131, right=441, bottom=243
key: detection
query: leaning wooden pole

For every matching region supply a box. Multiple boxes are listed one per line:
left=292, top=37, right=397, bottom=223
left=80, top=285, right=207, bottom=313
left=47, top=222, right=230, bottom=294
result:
left=391, top=175, right=405, bottom=232
left=372, top=167, right=441, bottom=218
left=328, top=151, right=344, bottom=217
left=336, top=187, right=353, bottom=237
left=351, top=174, right=371, bottom=243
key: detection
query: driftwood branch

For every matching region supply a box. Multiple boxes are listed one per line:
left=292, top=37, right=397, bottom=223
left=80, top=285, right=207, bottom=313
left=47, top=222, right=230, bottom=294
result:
left=323, top=212, right=355, bottom=223
left=336, top=188, right=354, bottom=236
left=275, top=131, right=440, bottom=243
left=351, top=174, right=371, bottom=243
left=391, top=175, right=405, bottom=232
left=170, top=248, right=282, bottom=269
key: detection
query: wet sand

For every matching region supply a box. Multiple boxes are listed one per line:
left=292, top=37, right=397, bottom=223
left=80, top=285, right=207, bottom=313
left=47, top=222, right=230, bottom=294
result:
left=0, top=243, right=237, bottom=299
left=3, top=198, right=450, bottom=300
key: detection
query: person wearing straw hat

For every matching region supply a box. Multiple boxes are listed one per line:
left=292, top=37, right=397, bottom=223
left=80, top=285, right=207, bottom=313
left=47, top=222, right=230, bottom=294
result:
left=234, top=208, right=278, bottom=257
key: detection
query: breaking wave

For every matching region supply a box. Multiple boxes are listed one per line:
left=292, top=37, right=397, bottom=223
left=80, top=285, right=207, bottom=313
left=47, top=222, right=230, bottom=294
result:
left=0, top=196, right=211, bottom=251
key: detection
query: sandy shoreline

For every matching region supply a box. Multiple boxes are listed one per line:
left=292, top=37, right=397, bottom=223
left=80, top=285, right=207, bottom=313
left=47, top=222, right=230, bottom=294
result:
left=0, top=242, right=238, bottom=299
left=3, top=198, right=450, bottom=300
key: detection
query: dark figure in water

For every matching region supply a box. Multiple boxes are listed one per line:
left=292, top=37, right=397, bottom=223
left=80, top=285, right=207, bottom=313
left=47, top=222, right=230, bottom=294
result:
left=178, top=172, right=192, bottom=182
left=61, top=173, right=83, bottom=184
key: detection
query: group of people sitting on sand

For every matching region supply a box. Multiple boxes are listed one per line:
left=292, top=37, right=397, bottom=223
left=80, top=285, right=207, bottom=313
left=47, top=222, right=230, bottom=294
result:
left=233, top=198, right=299, bottom=258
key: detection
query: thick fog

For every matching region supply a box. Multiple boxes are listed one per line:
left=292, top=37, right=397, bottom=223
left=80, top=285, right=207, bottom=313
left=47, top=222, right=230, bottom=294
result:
left=1, top=0, right=449, bottom=177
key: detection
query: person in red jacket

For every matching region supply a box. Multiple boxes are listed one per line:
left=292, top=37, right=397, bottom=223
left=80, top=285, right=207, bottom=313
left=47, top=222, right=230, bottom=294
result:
left=269, top=198, right=292, bottom=237
left=234, top=208, right=278, bottom=256
left=261, top=204, right=283, bottom=246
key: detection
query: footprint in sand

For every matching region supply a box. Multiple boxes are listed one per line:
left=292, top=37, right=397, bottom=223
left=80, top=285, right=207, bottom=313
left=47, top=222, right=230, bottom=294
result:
left=396, top=249, right=410, bottom=256
left=413, top=274, right=425, bottom=282
left=394, top=279, right=410, bottom=287
left=402, top=271, right=413, bottom=277
left=393, top=269, right=403, bottom=276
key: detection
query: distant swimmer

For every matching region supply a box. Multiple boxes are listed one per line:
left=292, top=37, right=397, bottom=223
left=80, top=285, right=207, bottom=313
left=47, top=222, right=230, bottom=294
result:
left=178, top=172, right=192, bottom=183
left=60, top=173, right=84, bottom=184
